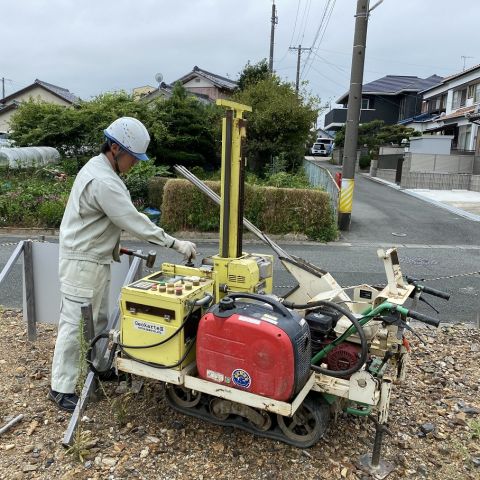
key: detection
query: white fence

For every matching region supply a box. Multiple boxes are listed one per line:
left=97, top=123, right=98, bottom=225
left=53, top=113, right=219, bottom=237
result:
left=303, top=159, right=339, bottom=220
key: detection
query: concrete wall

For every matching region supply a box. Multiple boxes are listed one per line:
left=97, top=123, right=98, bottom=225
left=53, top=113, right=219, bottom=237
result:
left=473, top=156, right=480, bottom=175
left=400, top=171, right=471, bottom=189
left=470, top=175, right=480, bottom=192
left=409, top=135, right=453, bottom=155
left=376, top=169, right=397, bottom=183
left=407, top=152, right=474, bottom=174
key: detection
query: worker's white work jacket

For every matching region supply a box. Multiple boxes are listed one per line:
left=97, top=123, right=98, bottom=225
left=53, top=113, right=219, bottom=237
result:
left=59, top=153, right=175, bottom=268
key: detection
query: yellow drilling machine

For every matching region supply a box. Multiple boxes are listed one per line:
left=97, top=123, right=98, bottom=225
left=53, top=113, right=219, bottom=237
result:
left=89, top=101, right=449, bottom=469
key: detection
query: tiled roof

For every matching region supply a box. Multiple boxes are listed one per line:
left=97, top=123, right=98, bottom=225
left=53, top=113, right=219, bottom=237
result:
left=337, top=75, right=443, bottom=103
left=437, top=105, right=475, bottom=121
left=0, top=79, right=79, bottom=105
left=175, top=66, right=238, bottom=90
left=34, top=79, right=80, bottom=103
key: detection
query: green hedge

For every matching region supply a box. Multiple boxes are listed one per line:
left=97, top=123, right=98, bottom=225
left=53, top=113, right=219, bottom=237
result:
left=161, top=179, right=336, bottom=241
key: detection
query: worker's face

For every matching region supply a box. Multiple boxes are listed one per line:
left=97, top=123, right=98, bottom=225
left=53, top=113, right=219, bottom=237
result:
left=111, top=144, right=139, bottom=173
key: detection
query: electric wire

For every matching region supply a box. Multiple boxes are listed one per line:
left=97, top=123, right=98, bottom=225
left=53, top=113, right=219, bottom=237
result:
left=300, top=0, right=332, bottom=77
left=302, top=0, right=336, bottom=80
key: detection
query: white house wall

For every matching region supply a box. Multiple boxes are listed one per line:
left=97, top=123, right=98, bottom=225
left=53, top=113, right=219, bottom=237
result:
left=183, top=77, right=214, bottom=88
left=4, top=86, right=71, bottom=107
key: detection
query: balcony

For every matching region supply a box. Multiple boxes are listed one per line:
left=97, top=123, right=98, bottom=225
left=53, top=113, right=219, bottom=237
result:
left=324, top=108, right=379, bottom=130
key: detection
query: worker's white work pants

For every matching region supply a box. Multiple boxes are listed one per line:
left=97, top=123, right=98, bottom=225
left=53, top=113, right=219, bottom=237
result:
left=51, top=259, right=111, bottom=394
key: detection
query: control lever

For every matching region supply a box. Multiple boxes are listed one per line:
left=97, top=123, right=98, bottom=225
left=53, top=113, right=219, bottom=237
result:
left=120, top=248, right=156, bottom=268
left=185, top=256, right=194, bottom=268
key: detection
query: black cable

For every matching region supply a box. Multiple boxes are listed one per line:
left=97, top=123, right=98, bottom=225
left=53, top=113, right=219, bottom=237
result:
left=119, top=336, right=196, bottom=370
left=87, top=300, right=200, bottom=375
left=283, top=299, right=368, bottom=378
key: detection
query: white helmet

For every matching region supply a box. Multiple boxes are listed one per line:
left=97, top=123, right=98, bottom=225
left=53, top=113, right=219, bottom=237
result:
left=104, top=117, right=150, bottom=161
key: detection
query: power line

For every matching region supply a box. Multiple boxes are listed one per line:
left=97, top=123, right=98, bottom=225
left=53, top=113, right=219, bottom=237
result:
left=302, top=0, right=336, bottom=79
left=300, top=0, right=332, bottom=77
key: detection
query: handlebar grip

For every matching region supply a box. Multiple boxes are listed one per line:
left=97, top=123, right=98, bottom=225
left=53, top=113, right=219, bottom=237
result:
left=407, top=309, right=441, bottom=328
left=120, top=248, right=132, bottom=255
left=421, top=285, right=450, bottom=301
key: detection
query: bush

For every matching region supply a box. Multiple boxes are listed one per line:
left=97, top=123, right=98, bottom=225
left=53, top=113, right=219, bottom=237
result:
left=359, top=154, right=371, bottom=170
left=147, top=177, right=170, bottom=209
left=161, top=179, right=336, bottom=241
left=123, top=160, right=170, bottom=205
left=37, top=199, right=66, bottom=227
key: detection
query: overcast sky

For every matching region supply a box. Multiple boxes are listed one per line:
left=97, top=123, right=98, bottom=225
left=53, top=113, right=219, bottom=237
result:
left=2, top=0, right=479, bottom=123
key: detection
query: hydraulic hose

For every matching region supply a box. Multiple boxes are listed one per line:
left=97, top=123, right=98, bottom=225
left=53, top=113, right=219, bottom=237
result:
left=282, top=299, right=368, bottom=378
left=87, top=332, right=118, bottom=375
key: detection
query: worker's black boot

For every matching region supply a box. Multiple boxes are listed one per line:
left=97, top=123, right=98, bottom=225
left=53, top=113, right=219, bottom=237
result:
left=48, top=389, right=78, bottom=412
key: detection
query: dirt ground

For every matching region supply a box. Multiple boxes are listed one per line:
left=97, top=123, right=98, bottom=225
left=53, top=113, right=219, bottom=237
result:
left=0, top=309, right=479, bottom=480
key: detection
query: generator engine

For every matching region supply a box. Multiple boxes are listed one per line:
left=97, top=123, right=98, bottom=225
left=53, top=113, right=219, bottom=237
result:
left=305, top=307, right=362, bottom=375
left=196, top=294, right=311, bottom=401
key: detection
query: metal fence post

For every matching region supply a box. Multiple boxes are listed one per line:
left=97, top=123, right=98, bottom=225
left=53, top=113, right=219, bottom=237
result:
left=23, top=240, right=37, bottom=341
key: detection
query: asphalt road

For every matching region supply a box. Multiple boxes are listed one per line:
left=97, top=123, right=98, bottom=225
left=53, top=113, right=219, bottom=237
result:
left=0, top=171, right=479, bottom=324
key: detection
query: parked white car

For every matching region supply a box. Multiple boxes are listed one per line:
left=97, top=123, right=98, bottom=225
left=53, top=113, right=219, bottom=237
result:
left=310, top=138, right=333, bottom=156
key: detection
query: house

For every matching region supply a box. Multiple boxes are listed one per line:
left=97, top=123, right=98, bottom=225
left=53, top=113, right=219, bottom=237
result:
left=132, top=85, right=156, bottom=100
left=138, top=81, right=212, bottom=105
left=324, top=74, right=442, bottom=131
left=0, top=79, right=79, bottom=134
left=411, top=64, right=480, bottom=153
left=172, top=66, right=238, bottom=101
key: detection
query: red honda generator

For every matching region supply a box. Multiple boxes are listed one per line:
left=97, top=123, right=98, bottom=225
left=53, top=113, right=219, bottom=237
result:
left=196, top=294, right=312, bottom=401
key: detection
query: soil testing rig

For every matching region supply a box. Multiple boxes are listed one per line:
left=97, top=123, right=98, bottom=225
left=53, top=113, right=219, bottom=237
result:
left=88, top=101, right=449, bottom=473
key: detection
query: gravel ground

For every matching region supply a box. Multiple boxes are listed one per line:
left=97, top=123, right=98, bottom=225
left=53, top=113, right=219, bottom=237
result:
left=0, top=310, right=479, bottom=480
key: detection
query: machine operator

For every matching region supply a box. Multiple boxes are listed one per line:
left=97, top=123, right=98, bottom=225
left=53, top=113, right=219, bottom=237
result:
left=49, top=117, right=196, bottom=412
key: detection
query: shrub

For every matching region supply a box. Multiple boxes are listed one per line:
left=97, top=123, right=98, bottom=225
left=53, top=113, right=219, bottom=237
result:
left=147, top=177, right=170, bottom=209
left=359, top=154, right=371, bottom=170
left=161, top=179, right=336, bottom=241
left=37, top=199, right=66, bottom=227
left=123, top=160, right=170, bottom=205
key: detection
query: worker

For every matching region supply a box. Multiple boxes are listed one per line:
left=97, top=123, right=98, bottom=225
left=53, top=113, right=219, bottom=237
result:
left=49, top=117, right=196, bottom=412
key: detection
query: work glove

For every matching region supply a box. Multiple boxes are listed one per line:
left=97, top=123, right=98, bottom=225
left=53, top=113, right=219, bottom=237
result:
left=171, top=239, right=197, bottom=261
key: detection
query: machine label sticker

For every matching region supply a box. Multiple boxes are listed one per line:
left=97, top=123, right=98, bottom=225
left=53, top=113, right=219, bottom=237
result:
left=238, top=315, right=261, bottom=325
left=260, top=314, right=278, bottom=324
left=206, top=369, right=224, bottom=383
left=232, top=369, right=251, bottom=389
left=133, top=320, right=165, bottom=335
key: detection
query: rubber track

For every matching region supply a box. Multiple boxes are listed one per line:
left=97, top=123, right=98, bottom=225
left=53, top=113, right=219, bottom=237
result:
left=164, top=388, right=327, bottom=448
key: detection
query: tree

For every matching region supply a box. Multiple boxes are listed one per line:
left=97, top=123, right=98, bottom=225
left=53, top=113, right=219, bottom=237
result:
left=147, top=83, right=222, bottom=168
left=237, top=59, right=270, bottom=91
left=234, top=75, right=320, bottom=172
left=10, top=92, right=149, bottom=157
left=334, top=120, right=420, bottom=154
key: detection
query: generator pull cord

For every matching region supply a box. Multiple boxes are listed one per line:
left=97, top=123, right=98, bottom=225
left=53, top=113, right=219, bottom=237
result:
left=282, top=300, right=368, bottom=378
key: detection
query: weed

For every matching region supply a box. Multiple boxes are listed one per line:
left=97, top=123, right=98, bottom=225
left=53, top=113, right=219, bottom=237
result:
left=66, top=428, right=93, bottom=463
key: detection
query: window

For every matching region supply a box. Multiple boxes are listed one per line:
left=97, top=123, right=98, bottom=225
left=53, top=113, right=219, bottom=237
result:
left=457, top=125, right=472, bottom=151
left=468, top=84, right=475, bottom=98
left=452, top=88, right=467, bottom=109
left=440, top=94, right=447, bottom=111
left=361, top=98, right=370, bottom=109
left=474, top=84, right=480, bottom=104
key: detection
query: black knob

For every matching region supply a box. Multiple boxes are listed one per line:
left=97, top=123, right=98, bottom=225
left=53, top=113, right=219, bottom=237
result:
left=219, top=297, right=235, bottom=312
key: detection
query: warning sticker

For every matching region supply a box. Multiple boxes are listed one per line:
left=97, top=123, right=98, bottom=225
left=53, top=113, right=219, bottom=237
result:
left=133, top=320, right=165, bottom=335
left=238, top=315, right=261, bottom=325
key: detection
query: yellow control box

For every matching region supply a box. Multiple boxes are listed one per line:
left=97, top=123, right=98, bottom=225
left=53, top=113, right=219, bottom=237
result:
left=120, top=264, right=214, bottom=369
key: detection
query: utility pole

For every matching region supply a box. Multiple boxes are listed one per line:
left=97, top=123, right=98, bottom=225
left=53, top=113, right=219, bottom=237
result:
left=338, top=0, right=370, bottom=231
left=269, top=1, right=278, bottom=73
left=289, top=45, right=311, bottom=93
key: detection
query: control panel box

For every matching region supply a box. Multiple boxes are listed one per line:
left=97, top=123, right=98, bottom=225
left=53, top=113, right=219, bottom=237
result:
left=120, top=265, right=214, bottom=369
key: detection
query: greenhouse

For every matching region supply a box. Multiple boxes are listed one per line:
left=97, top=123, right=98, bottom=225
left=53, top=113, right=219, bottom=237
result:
left=0, top=147, right=60, bottom=169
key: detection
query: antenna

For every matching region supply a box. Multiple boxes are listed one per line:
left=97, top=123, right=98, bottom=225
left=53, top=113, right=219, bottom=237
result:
left=154, top=73, right=163, bottom=87
left=461, top=56, right=473, bottom=71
